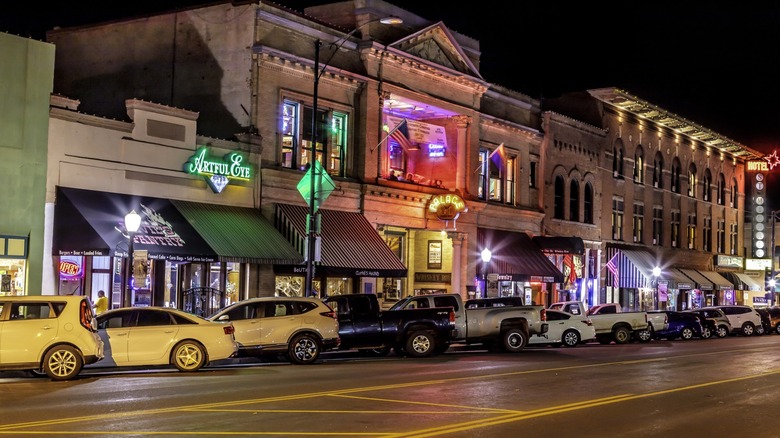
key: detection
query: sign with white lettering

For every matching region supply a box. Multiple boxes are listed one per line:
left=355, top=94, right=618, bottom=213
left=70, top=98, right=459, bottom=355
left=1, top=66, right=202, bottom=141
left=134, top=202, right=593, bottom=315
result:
left=184, top=147, right=253, bottom=193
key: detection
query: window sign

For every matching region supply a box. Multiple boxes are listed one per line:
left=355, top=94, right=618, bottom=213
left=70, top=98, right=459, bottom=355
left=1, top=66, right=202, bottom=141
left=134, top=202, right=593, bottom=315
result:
left=184, top=147, right=252, bottom=193
left=428, top=144, right=445, bottom=157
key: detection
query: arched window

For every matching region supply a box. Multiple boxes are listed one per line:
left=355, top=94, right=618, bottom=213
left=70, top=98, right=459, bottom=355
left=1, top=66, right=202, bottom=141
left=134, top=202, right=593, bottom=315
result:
left=702, top=169, right=712, bottom=202
left=671, top=158, right=681, bottom=193
left=653, top=151, right=664, bottom=189
left=613, top=141, right=624, bottom=178
left=569, top=179, right=580, bottom=222
left=633, top=146, right=644, bottom=184
left=554, top=175, right=565, bottom=219
left=584, top=182, right=594, bottom=224
left=687, top=163, right=697, bottom=198
left=717, top=173, right=726, bottom=205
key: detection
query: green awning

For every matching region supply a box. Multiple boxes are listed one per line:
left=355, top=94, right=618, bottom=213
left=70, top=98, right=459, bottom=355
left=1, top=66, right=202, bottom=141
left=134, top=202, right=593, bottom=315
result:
left=173, top=201, right=303, bottom=265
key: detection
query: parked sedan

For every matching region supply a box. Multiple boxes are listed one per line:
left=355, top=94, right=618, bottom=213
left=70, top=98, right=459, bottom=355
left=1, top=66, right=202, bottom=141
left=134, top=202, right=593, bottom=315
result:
left=96, top=307, right=238, bottom=372
left=209, top=297, right=340, bottom=365
left=649, top=311, right=703, bottom=340
left=528, top=309, right=596, bottom=347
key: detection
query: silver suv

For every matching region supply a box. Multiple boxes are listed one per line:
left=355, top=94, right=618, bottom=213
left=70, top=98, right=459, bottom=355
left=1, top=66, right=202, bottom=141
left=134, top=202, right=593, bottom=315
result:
left=0, top=295, right=104, bottom=380
left=703, top=305, right=762, bottom=336
left=209, top=297, right=340, bottom=365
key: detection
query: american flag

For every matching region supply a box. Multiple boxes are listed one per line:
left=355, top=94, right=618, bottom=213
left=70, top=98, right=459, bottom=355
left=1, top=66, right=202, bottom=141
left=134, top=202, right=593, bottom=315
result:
left=606, top=253, right=619, bottom=289
left=389, top=119, right=417, bottom=152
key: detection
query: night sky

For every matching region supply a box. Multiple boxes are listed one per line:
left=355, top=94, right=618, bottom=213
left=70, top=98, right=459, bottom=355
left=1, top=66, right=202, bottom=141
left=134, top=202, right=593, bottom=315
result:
left=4, top=1, right=780, bottom=155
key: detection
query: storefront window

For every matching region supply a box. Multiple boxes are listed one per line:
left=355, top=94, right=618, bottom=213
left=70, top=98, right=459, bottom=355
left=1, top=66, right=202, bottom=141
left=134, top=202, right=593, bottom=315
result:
left=57, top=256, right=83, bottom=296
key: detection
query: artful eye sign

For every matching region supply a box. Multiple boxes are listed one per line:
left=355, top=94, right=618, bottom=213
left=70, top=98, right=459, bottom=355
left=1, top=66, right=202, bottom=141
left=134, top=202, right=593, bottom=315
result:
left=184, top=147, right=253, bottom=193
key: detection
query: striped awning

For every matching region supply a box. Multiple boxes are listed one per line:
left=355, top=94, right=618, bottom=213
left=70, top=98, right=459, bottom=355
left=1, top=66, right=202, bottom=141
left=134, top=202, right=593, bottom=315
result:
left=697, top=270, right=734, bottom=290
left=678, top=268, right=714, bottom=291
left=273, top=204, right=407, bottom=277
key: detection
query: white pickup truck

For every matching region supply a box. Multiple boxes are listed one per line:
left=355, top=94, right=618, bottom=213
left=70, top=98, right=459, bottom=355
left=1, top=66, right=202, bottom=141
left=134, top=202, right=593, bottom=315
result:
left=549, top=301, right=652, bottom=344
left=389, top=294, right=548, bottom=353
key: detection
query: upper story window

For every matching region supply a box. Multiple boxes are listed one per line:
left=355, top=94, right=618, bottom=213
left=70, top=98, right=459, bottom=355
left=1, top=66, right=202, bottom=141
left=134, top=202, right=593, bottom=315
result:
left=633, top=146, right=644, bottom=184
left=632, top=203, right=644, bottom=243
left=584, top=182, right=594, bottom=224
left=479, top=146, right=515, bottom=205
left=281, top=99, right=348, bottom=177
left=687, top=163, right=697, bottom=198
left=653, top=152, right=664, bottom=189
left=671, top=158, right=681, bottom=193
left=652, top=206, right=663, bottom=245
left=731, top=178, right=738, bottom=207
left=612, top=198, right=624, bottom=240
left=717, top=173, right=726, bottom=205
left=729, top=223, right=738, bottom=255
left=569, top=179, right=580, bottom=221
left=671, top=210, right=681, bottom=248
left=554, top=175, right=565, bottom=219
left=612, top=142, right=624, bottom=178
left=702, top=169, right=712, bottom=202
left=529, top=161, right=538, bottom=188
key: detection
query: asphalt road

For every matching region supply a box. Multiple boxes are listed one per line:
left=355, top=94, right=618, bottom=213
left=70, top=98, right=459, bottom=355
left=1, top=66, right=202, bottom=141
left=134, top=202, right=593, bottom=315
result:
left=1, top=335, right=779, bottom=437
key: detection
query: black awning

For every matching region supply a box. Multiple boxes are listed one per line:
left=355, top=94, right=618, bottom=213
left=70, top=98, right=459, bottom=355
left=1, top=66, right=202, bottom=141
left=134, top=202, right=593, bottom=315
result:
left=478, top=228, right=564, bottom=283
left=532, top=236, right=585, bottom=255
left=273, top=204, right=407, bottom=277
left=53, top=186, right=217, bottom=261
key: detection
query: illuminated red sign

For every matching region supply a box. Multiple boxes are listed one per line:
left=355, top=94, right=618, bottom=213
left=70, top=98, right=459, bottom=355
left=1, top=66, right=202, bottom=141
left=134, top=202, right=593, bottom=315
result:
left=59, top=258, right=83, bottom=278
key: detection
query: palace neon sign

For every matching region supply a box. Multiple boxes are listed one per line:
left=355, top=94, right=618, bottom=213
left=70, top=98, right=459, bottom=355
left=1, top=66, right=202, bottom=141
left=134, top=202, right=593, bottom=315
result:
left=428, top=194, right=467, bottom=221
left=184, top=147, right=253, bottom=193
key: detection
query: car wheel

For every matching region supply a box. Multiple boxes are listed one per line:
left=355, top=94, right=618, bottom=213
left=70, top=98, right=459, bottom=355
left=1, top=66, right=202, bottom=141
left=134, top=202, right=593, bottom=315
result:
left=613, top=327, right=631, bottom=344
left=502, top=328, right=528, bottom=353
left=756, top=324, right=766, bottom=335
left=288, top=333, right=321, bottom=364
left=740, top=322, right=755, bottom=337
left=171, top=340, right=207, bottom=372
left=43, top=345, right=83, bottom=381
left=681, top=327, right=694, bottom=340
left=701, top=327, right=712, bottom=339
left=405, top=330, right=435, bottom=357
left=716, top=325, right=729, bottom=338
left=562, top=329, right=580, bottom=347
left=635, top=328, right=652, bottom=343
left=776, top=325, right=780, bottom=335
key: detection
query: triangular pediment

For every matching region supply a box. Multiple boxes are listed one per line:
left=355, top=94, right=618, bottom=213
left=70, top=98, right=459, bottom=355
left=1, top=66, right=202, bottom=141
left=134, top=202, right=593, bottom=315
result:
left=390, top=22, right=482, bottom=79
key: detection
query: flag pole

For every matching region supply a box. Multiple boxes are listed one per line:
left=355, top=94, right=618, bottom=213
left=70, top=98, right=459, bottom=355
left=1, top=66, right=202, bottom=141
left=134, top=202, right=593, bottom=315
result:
left=371, top=118, right=407, bottom=153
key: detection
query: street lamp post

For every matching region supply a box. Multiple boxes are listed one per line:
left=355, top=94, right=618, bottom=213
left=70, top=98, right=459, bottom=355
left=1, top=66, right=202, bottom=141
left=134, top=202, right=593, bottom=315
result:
left=652, top=266, right=661, bottom=310
left=481, top=248, right=492, bottom=298
left=124, top=210, right=141, bottom=308
left=303, top=16, right=402, bottom=297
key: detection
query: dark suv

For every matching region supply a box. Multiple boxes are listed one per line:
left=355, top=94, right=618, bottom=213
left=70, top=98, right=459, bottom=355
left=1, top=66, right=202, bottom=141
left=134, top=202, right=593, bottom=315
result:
left=651, top=311, right=703, bottom=340
left=763, top=306, right=780, bottom=334
left=684, top=308, right=731, bottom=338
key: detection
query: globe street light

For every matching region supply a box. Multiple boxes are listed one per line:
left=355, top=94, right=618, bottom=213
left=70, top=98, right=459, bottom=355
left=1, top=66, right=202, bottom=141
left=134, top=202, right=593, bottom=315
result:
left=124, top=209, right=141, bottom=307
left=481, top=248, right=492, bottom=298
left=304, top=16, right=403, bottom=297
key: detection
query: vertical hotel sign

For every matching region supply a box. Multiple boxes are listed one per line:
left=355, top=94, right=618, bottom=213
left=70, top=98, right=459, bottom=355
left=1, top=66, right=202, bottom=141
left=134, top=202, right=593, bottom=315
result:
left=747, top=159, right=770, bottom=258
left=184, top=147, right=253, bottom=193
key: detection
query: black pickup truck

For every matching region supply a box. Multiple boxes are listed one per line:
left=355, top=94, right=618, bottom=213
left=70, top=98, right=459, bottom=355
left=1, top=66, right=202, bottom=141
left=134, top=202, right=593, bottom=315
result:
left=324, top=293, right=456, bottom=358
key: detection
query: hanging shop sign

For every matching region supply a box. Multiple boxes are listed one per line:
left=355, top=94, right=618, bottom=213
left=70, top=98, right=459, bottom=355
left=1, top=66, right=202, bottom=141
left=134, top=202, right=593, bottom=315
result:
left=716, top=255, right=743, bottom=269
left=428, top=194, right=467, bottom=221
left=184, top=147, right=253, bottom=193
left=386, top=115, right=447, bottom=147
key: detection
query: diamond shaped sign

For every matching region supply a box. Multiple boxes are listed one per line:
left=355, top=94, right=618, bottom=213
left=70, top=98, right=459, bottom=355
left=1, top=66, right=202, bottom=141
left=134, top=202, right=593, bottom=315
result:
left=297, top=160, right=336, bottom=213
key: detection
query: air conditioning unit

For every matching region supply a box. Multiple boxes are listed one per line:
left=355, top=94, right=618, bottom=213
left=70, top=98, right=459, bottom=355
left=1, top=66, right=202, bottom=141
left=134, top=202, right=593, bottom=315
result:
left=633, top=236, right=638, bottom=242
left=654, top=182, right=658, bottom=188
left=730, top=202, right=734, bottom=207
left=613, top=171, right=618, bottom=178
left=688, top=244, right=694, bottom=249
left=613, top=233, right=618, bottom=239
left=731, top=249, right=736, bottom=255
left=652, top=238, right=657, bottom=244
left=672, top=241, right=677, bottom=247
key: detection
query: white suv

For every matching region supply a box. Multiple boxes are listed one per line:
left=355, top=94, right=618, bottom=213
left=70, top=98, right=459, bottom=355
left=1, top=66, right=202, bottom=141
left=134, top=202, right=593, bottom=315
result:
left=209, top=297, right=340, bottom=365
left=0, top=295, right=104, bottom=380
left=704, top=305, right=762, bottom=336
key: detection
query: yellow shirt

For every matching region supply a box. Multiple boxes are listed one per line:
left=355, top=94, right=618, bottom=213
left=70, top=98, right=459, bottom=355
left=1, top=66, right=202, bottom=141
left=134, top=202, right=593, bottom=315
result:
left=94, top=296, right=108, bottom=314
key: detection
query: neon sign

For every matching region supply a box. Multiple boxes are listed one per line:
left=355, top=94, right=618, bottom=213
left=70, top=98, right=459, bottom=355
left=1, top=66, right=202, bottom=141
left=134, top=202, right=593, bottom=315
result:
left=428, top=194, right=467, bottom=221
left=764, top=150, right=780, bottom=170
left=184, top=147, right=253, bottom=193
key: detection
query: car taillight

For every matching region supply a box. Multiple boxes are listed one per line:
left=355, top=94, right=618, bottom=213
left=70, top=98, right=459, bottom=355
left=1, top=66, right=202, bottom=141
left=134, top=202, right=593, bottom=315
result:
left=540, top=308, right=547, bottom=321
left=449, top=309, right=455, bottom=323
left=321, top=310, right=337, bottom=319
left=223, top=325, right=235, bottom=335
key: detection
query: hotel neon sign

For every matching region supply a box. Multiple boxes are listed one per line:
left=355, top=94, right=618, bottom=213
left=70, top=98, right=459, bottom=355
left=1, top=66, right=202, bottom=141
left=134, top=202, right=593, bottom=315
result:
left=184, top=147, right=252, bottom=193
